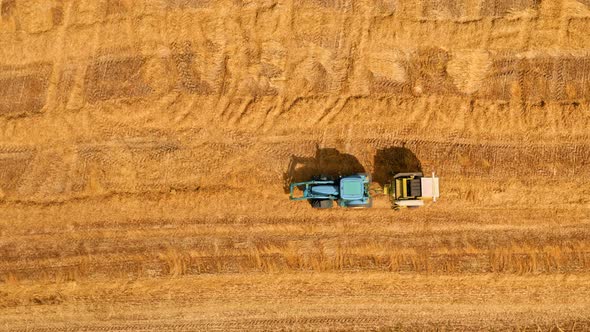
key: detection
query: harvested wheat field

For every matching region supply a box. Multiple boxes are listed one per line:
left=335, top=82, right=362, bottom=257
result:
left=1, top=0, right=590, bottom=330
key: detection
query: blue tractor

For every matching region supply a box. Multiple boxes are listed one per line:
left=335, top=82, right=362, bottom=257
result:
left=289, top=174, right=372, bottom=209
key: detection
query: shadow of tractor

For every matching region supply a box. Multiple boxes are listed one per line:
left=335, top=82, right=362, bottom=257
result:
left=373, top=147, right=422, bottom=188
left=283, top=147, right=366, bottom=194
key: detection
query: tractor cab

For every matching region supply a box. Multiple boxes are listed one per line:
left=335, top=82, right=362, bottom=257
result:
left=338, top=175, right=371, bottom=208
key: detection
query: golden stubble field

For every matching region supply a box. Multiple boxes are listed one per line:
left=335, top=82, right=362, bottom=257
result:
left=1, top=0, right=590, bottom=330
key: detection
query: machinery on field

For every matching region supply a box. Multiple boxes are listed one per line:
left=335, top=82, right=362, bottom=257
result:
left=384, top=172, right=440, bottom=209
left=289, top=172, right=439, bottom=210
left=289, top=173, right=372, bottom=209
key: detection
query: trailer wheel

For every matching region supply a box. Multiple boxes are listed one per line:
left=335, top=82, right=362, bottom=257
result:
left=311, top=199, right=333, bottom=209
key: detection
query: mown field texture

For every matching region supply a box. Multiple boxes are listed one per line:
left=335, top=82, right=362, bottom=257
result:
left=1, top=0, right=590, bottom=330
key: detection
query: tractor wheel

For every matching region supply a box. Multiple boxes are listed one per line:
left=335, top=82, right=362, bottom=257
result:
left=346, top=198, right=373, bottom=209
left=311, top=199, right=333, bottom=209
